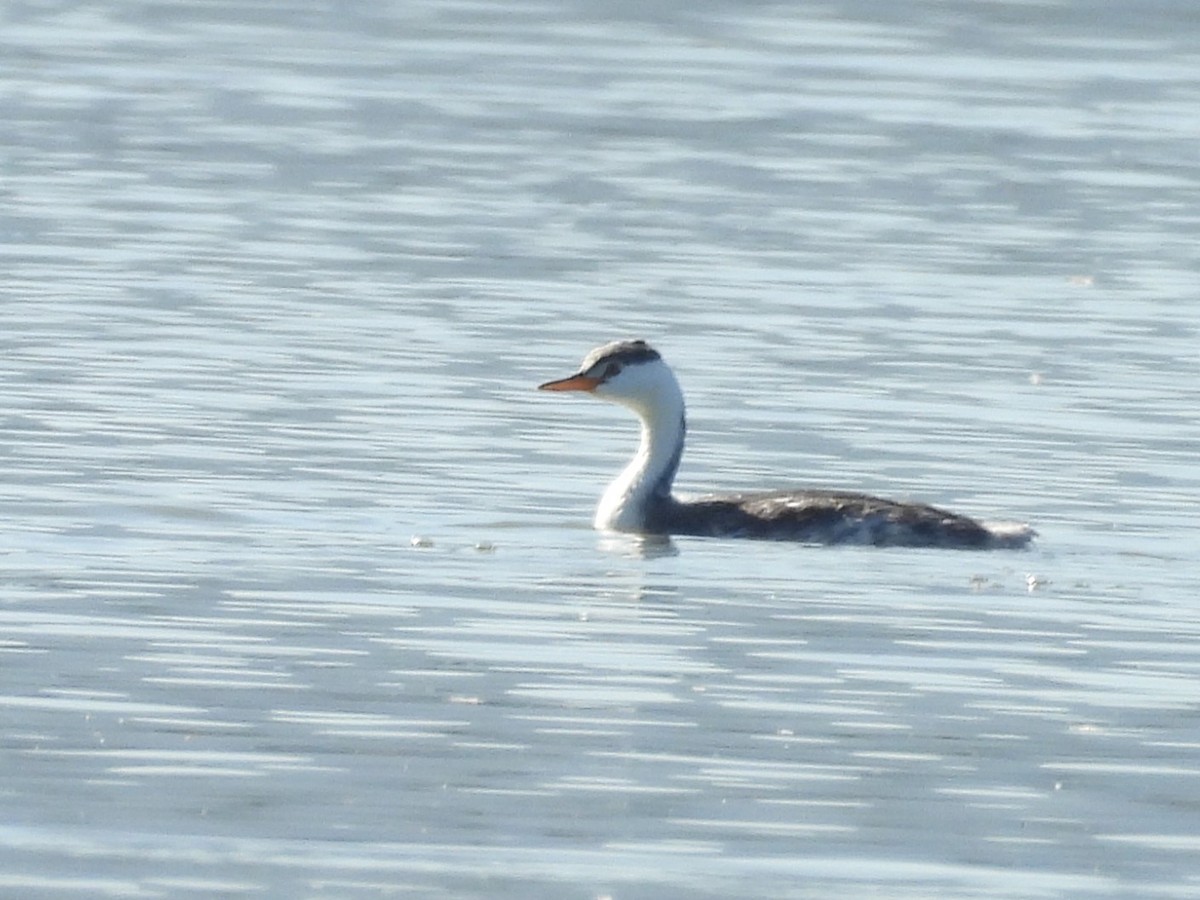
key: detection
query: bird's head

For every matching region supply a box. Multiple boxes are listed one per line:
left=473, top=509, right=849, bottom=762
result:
left=538, top=340, right=676, bottom=413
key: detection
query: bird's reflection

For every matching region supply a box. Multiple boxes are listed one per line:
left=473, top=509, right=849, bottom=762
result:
left=597, top=531, right=679, bottom=560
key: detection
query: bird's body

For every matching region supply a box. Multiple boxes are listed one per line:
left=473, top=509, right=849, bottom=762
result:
left=539, top=340, right=1034, bottom=550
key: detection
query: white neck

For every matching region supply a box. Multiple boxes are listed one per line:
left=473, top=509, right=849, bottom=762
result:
left=593, top=368, right=686, bottom=532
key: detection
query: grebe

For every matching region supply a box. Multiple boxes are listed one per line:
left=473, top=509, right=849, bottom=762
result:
left=538, top=340, right=1034, bottom=549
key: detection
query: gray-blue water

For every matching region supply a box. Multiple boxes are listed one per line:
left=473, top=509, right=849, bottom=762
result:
left=3, top=1, right=1199, bottom=897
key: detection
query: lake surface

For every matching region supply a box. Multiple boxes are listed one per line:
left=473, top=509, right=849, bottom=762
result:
left=2, top=0, right=1199, bottom=897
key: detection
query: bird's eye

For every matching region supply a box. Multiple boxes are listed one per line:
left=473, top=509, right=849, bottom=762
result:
left=604, top=363, right=621, bottom=379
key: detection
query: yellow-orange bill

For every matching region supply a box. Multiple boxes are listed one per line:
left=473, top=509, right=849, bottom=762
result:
left=538, top=373, right=601, bottom=392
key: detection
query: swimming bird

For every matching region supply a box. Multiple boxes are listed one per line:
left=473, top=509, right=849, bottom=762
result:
left=538, top=340, right=1033, bottom=549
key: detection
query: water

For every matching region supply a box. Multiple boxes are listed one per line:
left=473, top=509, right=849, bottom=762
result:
left=2, top=0, right=1199, bottom=897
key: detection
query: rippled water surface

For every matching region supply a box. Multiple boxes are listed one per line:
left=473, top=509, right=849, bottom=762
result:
left=3, top=0, right=1199, bottom=897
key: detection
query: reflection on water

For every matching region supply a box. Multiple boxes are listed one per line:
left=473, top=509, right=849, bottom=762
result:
left=597, top=531, right=681, bottom=559
left=2, top=0, right=1200, bottom=896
